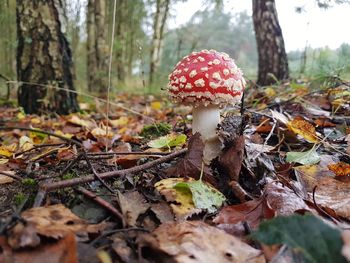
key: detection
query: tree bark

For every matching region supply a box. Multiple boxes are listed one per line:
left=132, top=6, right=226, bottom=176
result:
left=16, top=0, right=79, bottom=114
left=87, top=0, right=109, bottom=94
left=252, top=0, right=289, bottom=85
left=149, top=0, right=170, bottom=86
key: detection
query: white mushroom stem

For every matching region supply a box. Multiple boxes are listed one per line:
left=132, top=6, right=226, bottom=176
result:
left=192, top=104, right=223, bottom=164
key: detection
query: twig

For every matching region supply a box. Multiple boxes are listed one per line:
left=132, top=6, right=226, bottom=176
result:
left=82, top=151, right=115, bottom=194
left=33, top=188, right=47, bottom=207
left=87, top=151, right=171, bottom=157
left=76, top=187, right=123, bottom=221
left=0, top=126, right=82, bottom=147
left=41, top=148, right=187, bottom=192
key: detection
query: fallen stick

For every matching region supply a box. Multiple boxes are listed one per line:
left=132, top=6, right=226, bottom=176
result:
left=41, top=148, right=187, bottom=192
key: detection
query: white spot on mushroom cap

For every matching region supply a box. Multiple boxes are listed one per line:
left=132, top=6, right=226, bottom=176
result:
left=212, top=72, right=221, bottom=81
left=197, top=56, right=205, bottom=62
left=184, top=68, right=189, bottom=72
left=194, top=78, right=205, bottom=87
left=213, top=59, right=220, bottom=65
left=185, top=83, right=192, bottom=89
left=179, top=76, right=187, bottom=83
left=189, top=70, right=197, bottom=78
left=223, top=69, right=230, bottom=76
left=209, top=82, right=220, bottom=89
left=201, top=67, right=208, bottom=71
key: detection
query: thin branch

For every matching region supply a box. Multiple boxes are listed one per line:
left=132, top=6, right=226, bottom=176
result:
left=41, top=148, right=187, bottom=192
left=76, top=187, right=123, bottom=221
left=82, top=151, right=115, bottom=194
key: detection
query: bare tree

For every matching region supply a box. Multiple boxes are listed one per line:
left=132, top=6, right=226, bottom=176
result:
left=87, top=0, right=109, bottom=93
left=149, top=0, right=170, bottom=85
left=252, top=0, right=289, bottom=85
left=16, top=0, right=79, bottom=114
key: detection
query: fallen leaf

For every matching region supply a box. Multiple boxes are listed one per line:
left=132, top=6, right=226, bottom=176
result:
left=214, top=195, right=275, bottom=230
left=155, top=178, right=201, bottom=220
left=150, top=101, right=162, bottom=110
left=328, top=162, right=350, bottom=177
left=251, top=214, right=347, bottom=263
left=138, top=221, right=265, bottom=263
left=295, top=165, right=350, bottom=218
left=166, top=133, right=214, bottom=185
left=18, top=204, right=106, bottom=240
left=110, top=116, right=129, bottom=127
left=1, top=232, right=78, bottom=263
left=174, top=179, right=225, bottom=213
left=148, top=134, right=186, bottom=149
left=118, top=191, right=150, bottom=226
left=218, top=135, right=245, bottom=181
left=287, top=118, right=319, bottom=143
left=19, top=136, right=34, bottom=151
left=0, top=172, right=15, bottom=184
left=286, top=147, right=320, bottom=165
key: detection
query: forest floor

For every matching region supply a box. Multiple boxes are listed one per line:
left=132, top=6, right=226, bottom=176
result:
left=0, top=78, right=350, bottom=263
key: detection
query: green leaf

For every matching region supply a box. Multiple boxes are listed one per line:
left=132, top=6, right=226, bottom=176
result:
left=148, top=134, right=186, bottom=149
left=251, top=214, right=347, bottom=263
left=286, top=148, right=320, bottom=165
left=174, top=180, right=225, bottom=213
left=168, top=134, right=187, bottom=147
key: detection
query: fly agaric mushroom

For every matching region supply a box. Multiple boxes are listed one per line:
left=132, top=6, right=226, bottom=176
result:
left=167, top=49, right=245, bottom=164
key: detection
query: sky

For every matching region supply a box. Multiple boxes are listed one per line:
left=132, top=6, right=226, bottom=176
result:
left=168, top=0, right=350, bottom=52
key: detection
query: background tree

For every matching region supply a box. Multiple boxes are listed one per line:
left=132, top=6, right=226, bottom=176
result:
left=16, top=0, right=79, bottom=114
left=252, top=0, right=289, bottom=85
left=149, top=0, right=170, bottom=85
left=87, top=0, right=109, bottom=93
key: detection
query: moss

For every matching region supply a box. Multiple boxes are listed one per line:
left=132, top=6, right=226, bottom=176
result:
left=140, top=122, right=172, bottom=139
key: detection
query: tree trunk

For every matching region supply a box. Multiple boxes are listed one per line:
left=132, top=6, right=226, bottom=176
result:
left=87, top=0, right=109, bottom=94
left=149, top=0, right=170, bottom=86
left=252, top=0, right=289, bottom=86
left=16, top=0, right=79, bottom=114
left=114, top=0, right=126, bottom=83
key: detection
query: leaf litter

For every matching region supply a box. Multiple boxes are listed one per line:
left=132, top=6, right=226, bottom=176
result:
left=0, top=82, right=349, bottom=262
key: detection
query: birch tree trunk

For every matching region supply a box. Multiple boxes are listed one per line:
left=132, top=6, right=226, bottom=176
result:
left=252, top=0, right=289, bottom=86
left=16, top=0, right=79, bottom=114
left=149, top=0, right=170, bottom=86
left=87, top=0, right=109, bottom=93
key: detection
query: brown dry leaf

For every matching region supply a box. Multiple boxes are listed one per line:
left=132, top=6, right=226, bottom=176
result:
left=328, top=162, right=350, bottom=177
left=57, top=147, right=77, bottom=161
left=138, top=221, right=265, bottom=263
left=314, top=118, right=336, bottom=127
left=150, top=202, right=174, bottom=223
left=1, top=232, right=78, bottom=263
left=295, top=165, right=350, bottom=218
left=218, top=135, right=245, bottom=182
left=214, top=194, right=275, bottom=230
left=19, top=204, right=106, bottom=239
left=264, top=180, right=311, bottom=215
left=67, top=114, right=94, bottom=128
left=166, top=133, right=214, bottom=185
left=118, top=191, right=150, bottom=226
left=287, top=118, right=319, bottom=143
left=0, top=173, right=15, bottom=185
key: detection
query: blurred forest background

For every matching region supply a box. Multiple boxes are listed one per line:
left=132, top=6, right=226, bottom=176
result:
left=0, top=0, right=350, bottom=113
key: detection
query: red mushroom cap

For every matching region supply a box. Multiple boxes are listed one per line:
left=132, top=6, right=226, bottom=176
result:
left=167, top=49, right=245, bottom=107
